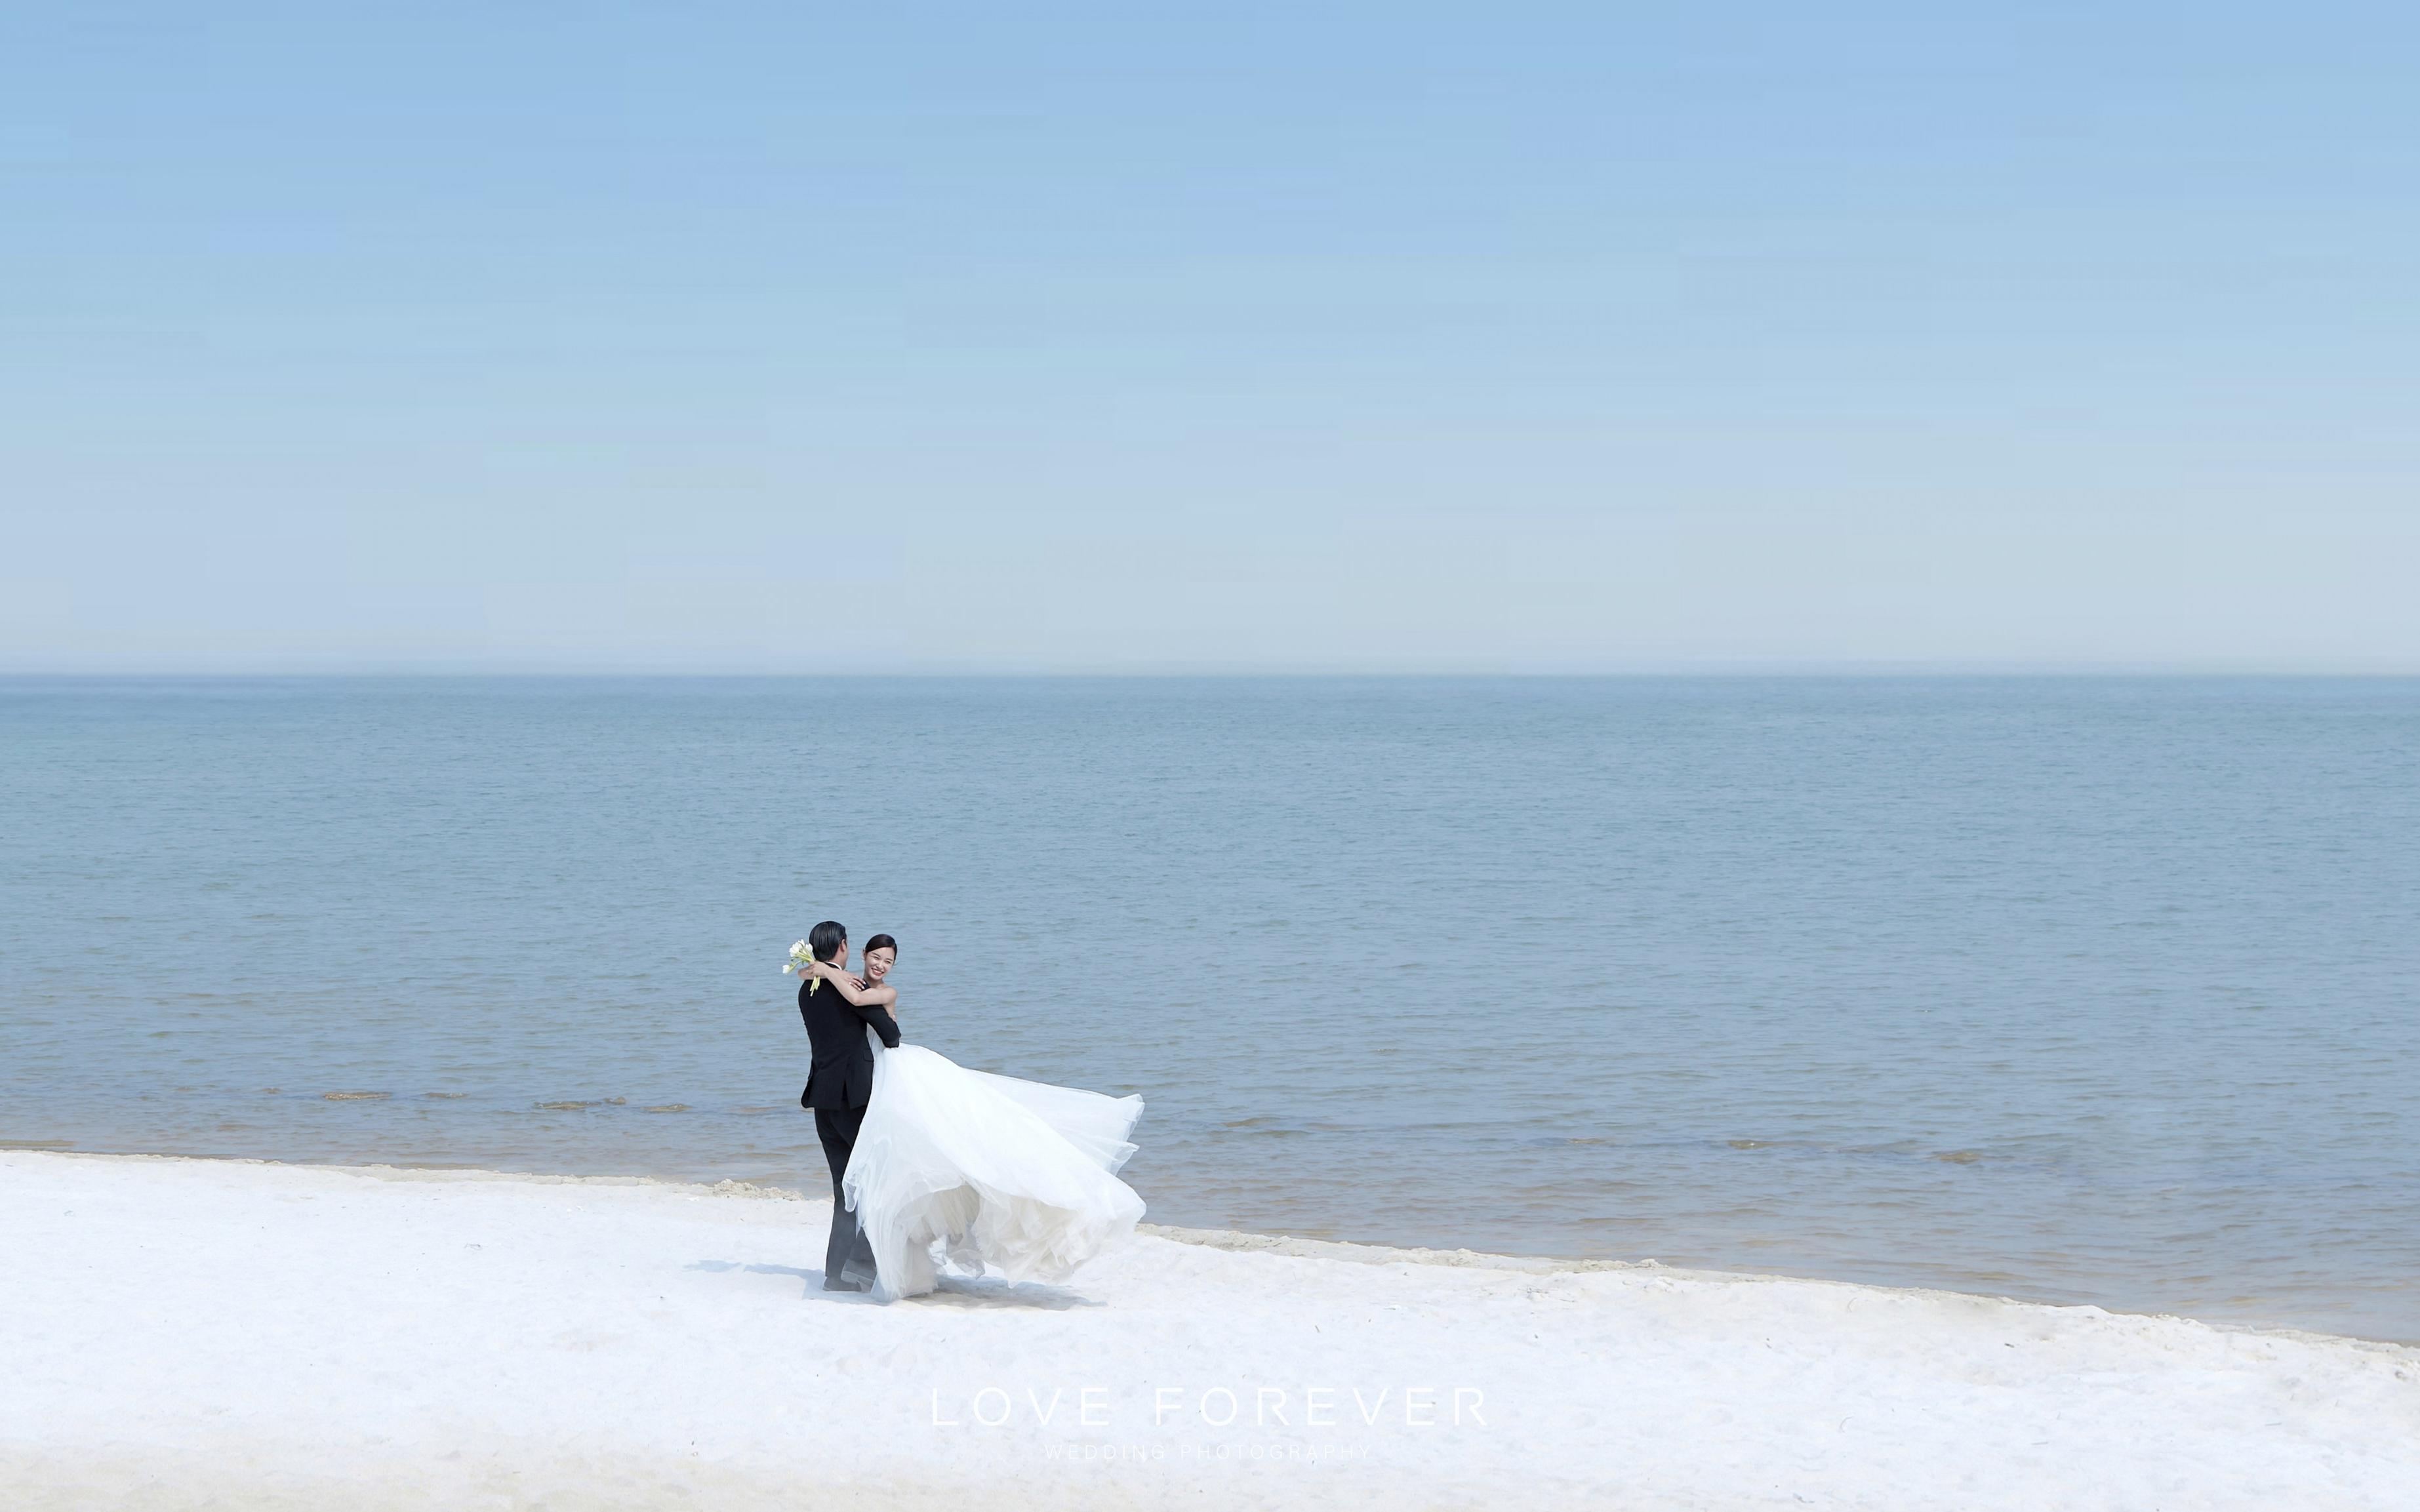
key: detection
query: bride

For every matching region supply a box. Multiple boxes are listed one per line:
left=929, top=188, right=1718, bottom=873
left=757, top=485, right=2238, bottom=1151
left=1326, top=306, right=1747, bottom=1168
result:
left=805, top=936, right=1146, bottom=1300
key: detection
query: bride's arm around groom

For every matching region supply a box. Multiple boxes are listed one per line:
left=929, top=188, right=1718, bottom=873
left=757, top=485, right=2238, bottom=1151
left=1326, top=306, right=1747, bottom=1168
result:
left=805, top=959, right=902, bottom=1033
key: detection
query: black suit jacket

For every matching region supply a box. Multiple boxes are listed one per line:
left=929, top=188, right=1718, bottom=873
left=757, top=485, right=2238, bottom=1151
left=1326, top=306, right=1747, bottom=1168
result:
left=798, top=974, right=902, bottom=1111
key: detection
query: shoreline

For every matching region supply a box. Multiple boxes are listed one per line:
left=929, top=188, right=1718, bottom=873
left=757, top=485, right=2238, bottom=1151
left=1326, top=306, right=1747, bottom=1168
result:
left=14, top=1143, right=2412, bottom=1352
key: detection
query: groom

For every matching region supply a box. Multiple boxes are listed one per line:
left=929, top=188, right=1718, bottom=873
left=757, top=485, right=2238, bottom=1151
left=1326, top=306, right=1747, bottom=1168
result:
left=797, top=919, right=900, bottom=1293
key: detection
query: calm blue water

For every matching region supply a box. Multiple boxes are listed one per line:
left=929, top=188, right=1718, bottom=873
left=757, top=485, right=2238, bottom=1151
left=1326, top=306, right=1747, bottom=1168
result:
left=3, top=677, right=2415, bottom=1340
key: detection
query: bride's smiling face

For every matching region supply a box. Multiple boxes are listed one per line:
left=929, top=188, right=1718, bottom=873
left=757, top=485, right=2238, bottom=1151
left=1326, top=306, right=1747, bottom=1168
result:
left=862, top=945, right=895, bottom=983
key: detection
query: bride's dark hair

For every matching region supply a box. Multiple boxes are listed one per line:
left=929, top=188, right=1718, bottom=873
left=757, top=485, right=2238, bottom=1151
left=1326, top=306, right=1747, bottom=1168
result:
left=864, top=933, right=898, bottom=955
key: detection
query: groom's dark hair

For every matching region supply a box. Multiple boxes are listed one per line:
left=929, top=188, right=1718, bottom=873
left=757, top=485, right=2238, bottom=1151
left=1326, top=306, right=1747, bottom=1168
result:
left=809, top=920, right=847, bottom=963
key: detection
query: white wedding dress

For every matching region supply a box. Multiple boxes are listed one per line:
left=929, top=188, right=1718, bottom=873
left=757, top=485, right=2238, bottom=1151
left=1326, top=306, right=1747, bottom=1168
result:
left=840, top=1025, right=1146, bottom=1300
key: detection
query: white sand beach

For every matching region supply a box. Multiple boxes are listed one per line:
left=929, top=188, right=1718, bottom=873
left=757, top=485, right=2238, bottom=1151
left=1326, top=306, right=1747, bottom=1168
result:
left=3, top=1151, right=2414, bottom=1511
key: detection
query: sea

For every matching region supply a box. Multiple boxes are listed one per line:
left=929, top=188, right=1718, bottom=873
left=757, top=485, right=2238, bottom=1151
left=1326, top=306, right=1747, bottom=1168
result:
left=3, top=677, right=2414, bottom=1342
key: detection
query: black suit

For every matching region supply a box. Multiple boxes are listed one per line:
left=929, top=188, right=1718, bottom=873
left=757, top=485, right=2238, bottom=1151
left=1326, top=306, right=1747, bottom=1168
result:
left=798, top=974, right=901, bottom=1289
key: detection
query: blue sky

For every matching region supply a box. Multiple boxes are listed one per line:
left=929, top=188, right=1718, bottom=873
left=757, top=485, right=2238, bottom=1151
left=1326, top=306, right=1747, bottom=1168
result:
left=4, top=3, right=2414, bottom=671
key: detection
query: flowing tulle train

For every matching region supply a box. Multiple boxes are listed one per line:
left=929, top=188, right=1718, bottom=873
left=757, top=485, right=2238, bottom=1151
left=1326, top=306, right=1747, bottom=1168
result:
left=840, top=1031, right=1145, bottom=1300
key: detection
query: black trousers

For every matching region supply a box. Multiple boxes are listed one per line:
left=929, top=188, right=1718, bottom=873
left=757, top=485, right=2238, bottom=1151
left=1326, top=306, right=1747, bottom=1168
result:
left=813, top=1104, right=879, bottom=1288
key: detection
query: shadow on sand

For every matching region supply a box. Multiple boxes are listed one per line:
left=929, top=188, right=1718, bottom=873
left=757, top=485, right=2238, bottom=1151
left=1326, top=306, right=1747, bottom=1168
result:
left=686, top=1259, right=1099, bottom=1309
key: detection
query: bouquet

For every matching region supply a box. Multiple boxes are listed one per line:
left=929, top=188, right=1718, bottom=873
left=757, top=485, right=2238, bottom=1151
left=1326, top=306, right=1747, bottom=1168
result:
left=782, top=940, right=818, bottom=976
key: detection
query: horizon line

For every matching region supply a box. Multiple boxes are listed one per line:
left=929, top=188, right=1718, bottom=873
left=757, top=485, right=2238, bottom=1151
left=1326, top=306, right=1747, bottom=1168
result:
left=5, top=662, right=2419, bottom=680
